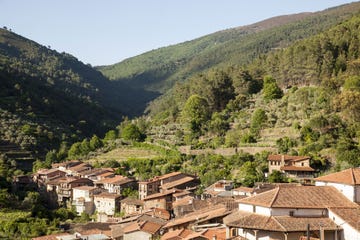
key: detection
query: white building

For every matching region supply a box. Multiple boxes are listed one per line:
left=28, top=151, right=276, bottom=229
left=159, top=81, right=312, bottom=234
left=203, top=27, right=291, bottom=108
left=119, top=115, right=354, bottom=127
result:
left=224, top=185, right=359, bottom=240
left=94, top=192, right=121, bottom=216
left=315, top=168, right=360, bottom=203
left=72, top=186, right=102, bottom=215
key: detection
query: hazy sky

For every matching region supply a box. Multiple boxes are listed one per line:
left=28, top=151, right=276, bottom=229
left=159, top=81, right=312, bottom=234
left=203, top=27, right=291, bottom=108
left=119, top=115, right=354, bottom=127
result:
left=0, top=0, right=357, bottom=66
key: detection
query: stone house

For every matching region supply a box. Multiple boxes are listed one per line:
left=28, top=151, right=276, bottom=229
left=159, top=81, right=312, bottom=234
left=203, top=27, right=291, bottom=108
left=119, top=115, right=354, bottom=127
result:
left=95, top=175, right=137, bottom=195
left=94, top=192, right=122, bottom=216
left=268, top=154, right=315, bottom=179
left=122, top=220, right=163, bottom=240
left=120, top=197, right=144, bottom=217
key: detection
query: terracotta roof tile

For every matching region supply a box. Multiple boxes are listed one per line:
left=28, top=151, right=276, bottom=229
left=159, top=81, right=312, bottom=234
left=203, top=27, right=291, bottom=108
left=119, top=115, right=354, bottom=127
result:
left=225, top=211, right=338, bottom=232
left=144, top=208, right=171, bottom=220
left=94, top=192, right=121, bottom=199
left=202, top=228, right=226, bottom=240
left=144, top=189, right=177, bottom=200
left=161, top=176, right=197, bottom=190
left=280, top=166, right=314, bottom=172
left=315, top=168, right=360, bottom=185
left=158, top=172, right=183, bottom=180
left=96, top=175, right=133, bottom=185
left=123, top=220, right=162, bottom=235
left=72, top=186, right=98, bottom=191
left=239, top=186, right=357, bottom=209
left=161, top=229, right=192, bottom=240
left=164, top=205, right=231, bottom=229
left=141, top=221, right=163, bottom=234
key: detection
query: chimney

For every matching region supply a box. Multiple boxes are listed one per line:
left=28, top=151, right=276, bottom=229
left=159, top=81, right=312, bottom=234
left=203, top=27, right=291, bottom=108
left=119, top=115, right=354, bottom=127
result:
left=281, top=155, right=285, bottom=167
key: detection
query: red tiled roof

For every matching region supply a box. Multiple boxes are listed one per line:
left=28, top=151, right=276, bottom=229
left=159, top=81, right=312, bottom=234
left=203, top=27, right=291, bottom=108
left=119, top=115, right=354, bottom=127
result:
left=123, top=220, right=162, bottom=235
left=72, top=186, right=98, bottom=191
left=158, top=172, right=183, bottom=180
left=164, top=205, right=231, bottom=229
left=94, top=192, right=121, bottom=199
left=161, top=176, right=197, bottom=190
left=268, top=154, right=310, bottom=162
left=280, top=166, right=315, bottom=172
left=96, top=175, right=133, bottom=184
left=315, top=168, right=360, bottom=185
left=202, top=228, right=226, bottom=240
left=144, top=208, right=171, bottom=220
left=143, top=189, right=177, bottom=200
left=161, top=229, right=192, bottom=240
left=224, top=211, right=339, bottom=232
left=239, top=186, right=357, bottom=209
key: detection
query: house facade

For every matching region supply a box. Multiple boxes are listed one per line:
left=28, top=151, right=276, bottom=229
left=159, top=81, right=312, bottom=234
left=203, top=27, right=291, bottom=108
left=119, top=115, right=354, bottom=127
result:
left=315, top=168, right=360, bottom=203
left=268, top=154, right=315, bottom=179
left=94, top=192, right=121, bottom=216
left=224, top=185, right=359, bottom=240
left=72, top=186, right=102, bottom=215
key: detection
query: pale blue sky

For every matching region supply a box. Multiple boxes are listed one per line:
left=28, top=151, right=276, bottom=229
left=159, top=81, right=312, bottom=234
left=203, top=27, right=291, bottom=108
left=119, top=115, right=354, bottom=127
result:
left=0, top=0, right=357, bottom=66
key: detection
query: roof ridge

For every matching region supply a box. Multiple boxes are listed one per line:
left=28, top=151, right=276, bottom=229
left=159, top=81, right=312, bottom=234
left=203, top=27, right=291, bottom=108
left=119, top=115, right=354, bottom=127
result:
left=269, top=187, right=280, bottom=207
left=271, top=216, right=287, bottom=231
left=351, top=168, right=356, bottom=185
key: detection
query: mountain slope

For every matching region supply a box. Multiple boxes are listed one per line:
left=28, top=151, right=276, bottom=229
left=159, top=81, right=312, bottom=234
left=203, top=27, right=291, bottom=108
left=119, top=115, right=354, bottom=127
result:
left=99, top=2, right=360, bottom=93
left=0, top=28, right=158, bottom=157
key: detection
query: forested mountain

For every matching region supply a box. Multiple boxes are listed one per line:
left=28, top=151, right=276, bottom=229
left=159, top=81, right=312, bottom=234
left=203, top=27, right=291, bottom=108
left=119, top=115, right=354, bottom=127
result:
left=99, top=2, right=360, bottom=94
left=0, top=28, right=158, bottom=157
left=142, top=10, right=360, bottom=176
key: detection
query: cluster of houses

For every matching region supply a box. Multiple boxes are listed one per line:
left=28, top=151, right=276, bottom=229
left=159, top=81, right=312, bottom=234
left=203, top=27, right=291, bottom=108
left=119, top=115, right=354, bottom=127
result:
left=23, top=154, right=360, bottom=240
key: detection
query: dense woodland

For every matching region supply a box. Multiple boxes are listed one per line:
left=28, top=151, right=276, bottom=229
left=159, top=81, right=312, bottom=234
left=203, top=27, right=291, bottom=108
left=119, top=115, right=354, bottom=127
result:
left=1, top=2, right=360, bottom=239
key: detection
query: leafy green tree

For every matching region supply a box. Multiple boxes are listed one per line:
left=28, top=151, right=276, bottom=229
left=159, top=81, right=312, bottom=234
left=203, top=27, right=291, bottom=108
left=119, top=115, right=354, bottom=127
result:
left=268, top=170, right=287, bottom=183
left=45, top=150, right=58, bottom=165
left=250, top=108, right=267, bottom=135
left=121, top=124, right=145, bottom=142
left=276, top=137, right=296, bottom=154
left=343, top=76, right=360, bottom=91
left=209, top=112, right=229, bottom=136
left=182, top=95, right=210, bottom=135
left=235, top=161, right=258, bottom=187
left=80, top=139, right=90, bottom=154
left=104, top=130, right=118, bottom=142
left=89, top=135, right=103, bottom=150
left=68, top=142, right=82, bottom=159
left=262, top=76, right=283, bottom=101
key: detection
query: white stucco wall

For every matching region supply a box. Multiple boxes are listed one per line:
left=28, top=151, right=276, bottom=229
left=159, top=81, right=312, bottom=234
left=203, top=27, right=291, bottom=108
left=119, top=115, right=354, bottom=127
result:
left=271, top=208, right=326, bottom=217
left=255, top=206, right=271, bottom=216
left=329, top=210, right=360, bottom=240
left=94, top=197, right=116, bottom=215
left=239, top=203, right=254, bottom=212
left=73, top=189, right=91, bottom=202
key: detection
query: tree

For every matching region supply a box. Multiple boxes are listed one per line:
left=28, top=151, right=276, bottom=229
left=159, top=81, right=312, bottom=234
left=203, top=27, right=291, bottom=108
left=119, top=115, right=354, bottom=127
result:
left=262, top=75, right=283, bottom=101
left=89, top=135, right=103, bottom=150
left=104, top=130, right=118, bottom=142
left=68, top=142, right=82, bottom=159
left=250, top=108, right=267, bottom=135
left=182, top=95, right=210, bottom=135
left=121, top=124, right=145, bottom=142
left=268, top=170, right=287, bottom=183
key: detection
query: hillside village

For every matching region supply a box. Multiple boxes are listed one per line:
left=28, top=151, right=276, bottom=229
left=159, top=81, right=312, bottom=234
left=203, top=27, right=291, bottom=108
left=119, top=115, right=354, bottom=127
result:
left=15, top=156, right=360, bottom=240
